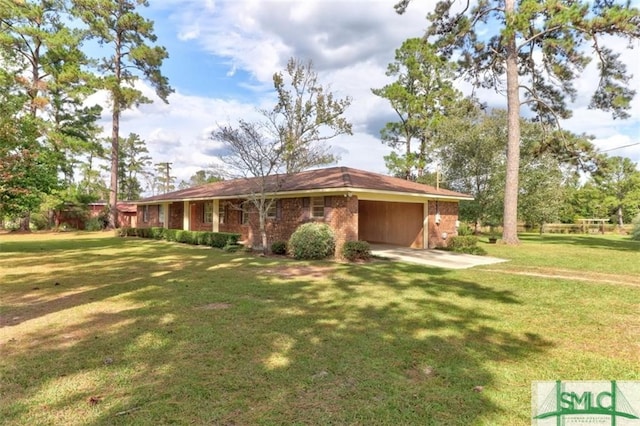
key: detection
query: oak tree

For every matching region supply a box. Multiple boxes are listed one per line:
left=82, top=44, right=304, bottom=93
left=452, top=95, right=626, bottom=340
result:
left=211, top=120, right=285, bottom=254
left=267, top=58, right=352, bottom=173
left=212, top=59, right=354, bottom=253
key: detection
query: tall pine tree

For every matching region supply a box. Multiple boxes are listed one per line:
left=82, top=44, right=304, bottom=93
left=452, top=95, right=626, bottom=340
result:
left=72, top=0, right=173, bottom=228
left=396, top=0, right=640, bottom=244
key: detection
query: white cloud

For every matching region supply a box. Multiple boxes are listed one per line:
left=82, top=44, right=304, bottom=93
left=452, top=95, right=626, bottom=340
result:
left=100, top=0, right=639, bottom=189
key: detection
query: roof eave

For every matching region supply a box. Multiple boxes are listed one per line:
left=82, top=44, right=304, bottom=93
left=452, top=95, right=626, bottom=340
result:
left=136, top=186, right=473, bottom=204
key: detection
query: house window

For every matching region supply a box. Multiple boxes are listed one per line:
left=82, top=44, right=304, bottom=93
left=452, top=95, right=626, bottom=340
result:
left=311, top=197, right=325, bottom=218
left=266, top=200, right=277, bottom=219
left=203, top=202, right=213, bottom=224
left=158, top=205, right=165, bottom=224
left=219, top=203, right=226, bottom=225
left=143, top=205, right=149, bottom=222
left=241, top=202, right=250, bottom=224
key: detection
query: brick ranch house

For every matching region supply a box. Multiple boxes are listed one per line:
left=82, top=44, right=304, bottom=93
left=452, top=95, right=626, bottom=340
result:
left=135, top=166, right=473, bottom=251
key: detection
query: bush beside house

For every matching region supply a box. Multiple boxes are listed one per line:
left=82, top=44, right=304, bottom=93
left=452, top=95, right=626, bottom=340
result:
left=341, top=241, right=371, bottom=261
left=288, top=223, right=336, bottom=260
left=120, top=227, right=240, bottom=249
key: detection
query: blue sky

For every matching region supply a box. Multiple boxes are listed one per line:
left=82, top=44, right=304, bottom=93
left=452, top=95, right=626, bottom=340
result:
left=91, top=0, right=640, bottom=185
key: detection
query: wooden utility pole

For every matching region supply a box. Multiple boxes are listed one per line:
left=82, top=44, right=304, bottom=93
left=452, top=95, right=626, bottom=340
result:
left=155, top=162, right=173, bottom=194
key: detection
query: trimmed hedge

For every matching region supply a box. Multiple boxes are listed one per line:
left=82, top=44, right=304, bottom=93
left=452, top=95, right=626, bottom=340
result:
left=342, top=240, right=371, bottom=262
left=120, top=227, right=240, bottom=249
left=446, top=235, right=486, bottom=255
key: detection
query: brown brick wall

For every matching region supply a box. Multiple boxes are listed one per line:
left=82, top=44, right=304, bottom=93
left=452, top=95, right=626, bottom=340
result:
left=327, top=195, right=358, bottom=254
left=168, top=202, right=183, bottom=229
left=217, top=199, right=250, bottom=241
left=220, top=196, right=359, bottom=255
left=427, top=201, right=458, bottom=249
left=189, top=201, right=214, bottom=232
left=137, top=205, right=162, bottom=228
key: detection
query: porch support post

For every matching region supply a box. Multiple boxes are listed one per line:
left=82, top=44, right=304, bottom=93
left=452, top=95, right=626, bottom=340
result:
left=163, top=203, right=169, bottom=229
left=183, top=201, right=190, bottom=230
left=212, top=199, right=219, bottom=232
left=423, top=201, right=429, bottom=249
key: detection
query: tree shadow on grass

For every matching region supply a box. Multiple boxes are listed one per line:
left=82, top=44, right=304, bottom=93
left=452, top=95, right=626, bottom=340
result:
left=1, top=236, right=553, bottom=425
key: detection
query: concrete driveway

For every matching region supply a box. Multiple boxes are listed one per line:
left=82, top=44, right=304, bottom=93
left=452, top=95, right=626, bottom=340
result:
left=370, top=244, right=508, bottom=270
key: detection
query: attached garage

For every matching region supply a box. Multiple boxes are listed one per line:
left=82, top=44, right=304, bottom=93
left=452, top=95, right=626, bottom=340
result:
left=358, top=200, right=425, bottom=248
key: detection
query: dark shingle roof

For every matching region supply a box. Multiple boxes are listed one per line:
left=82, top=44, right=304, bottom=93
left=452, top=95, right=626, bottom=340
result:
left=139, top=166, right=472, bottom=203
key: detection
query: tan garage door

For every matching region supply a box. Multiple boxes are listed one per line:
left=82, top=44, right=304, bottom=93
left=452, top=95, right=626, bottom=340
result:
left=358, top=200, right=424, bottom=248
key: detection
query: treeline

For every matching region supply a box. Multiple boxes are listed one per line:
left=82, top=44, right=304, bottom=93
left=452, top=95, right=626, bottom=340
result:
left=373, top=38, right=640, bottom=230
left=0, top=0, right=173, bottom=230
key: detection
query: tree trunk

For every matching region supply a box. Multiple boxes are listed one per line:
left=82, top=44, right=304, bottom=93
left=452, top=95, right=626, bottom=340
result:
left=18, top=215, right=31, bottom=232
left=108, top=34, right=122, bottom=230
left=502, top=0, right=521, bottom=245
left=109, top=107, right=119, bottom=229
left=260, top=215, right=268, bottom=255
left=617, top=205, right=624, bottom=226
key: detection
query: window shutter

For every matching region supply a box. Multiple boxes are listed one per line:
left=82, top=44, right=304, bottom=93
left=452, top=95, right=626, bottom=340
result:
left=302, top=197, right=310, bottom=207
left=324, top=196, right=331, bottom=207
left=276, top=200, right=282, bottom=220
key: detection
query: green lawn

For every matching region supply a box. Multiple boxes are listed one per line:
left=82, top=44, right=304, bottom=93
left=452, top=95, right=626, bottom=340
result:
left=1, top=232, right=638, bottom=425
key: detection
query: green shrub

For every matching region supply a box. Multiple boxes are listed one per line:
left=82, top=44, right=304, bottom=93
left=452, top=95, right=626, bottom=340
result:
left=116, top=227, right=240, bottom=248
left=151, top=227, right=165, bottom=240
left=342, top=240, right=371, bottom=262
left=456, top=222, right=474, bottom=236
left=185, top=231, right=196, bottom=244
left=175, top=230, right=194, bottom=244
left=271, top=241, right=287, bottom=255
left=30, top=213, right=50, bottom=230
left=288, top=223, right=335, bottom=260
left=210, top=232, right=240, bottom=248
left=163, top=229, right=177, bottom=242
left=195, top=232, right=205, bottom=245
left=447, top=235, right=486, bottom=255
left=85, top=217, right=104, bottom=231
left=632, top=214, right=640, bottom=241
left=117, top=227, right=130, bottom=237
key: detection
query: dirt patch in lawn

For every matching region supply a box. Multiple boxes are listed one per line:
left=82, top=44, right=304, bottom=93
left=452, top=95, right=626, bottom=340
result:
left=262, top=265, right=336, bottom=280
left=198, top=302, right=232, bottom=310
left=485, top=267, right=640, bottom=287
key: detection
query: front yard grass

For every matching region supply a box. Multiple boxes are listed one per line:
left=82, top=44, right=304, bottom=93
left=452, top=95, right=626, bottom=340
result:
left=1, top=231, right=638, bottom=425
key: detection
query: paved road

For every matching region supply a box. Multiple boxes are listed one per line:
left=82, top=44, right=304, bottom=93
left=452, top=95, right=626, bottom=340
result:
left=370, top=244, right=508, bottom=270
